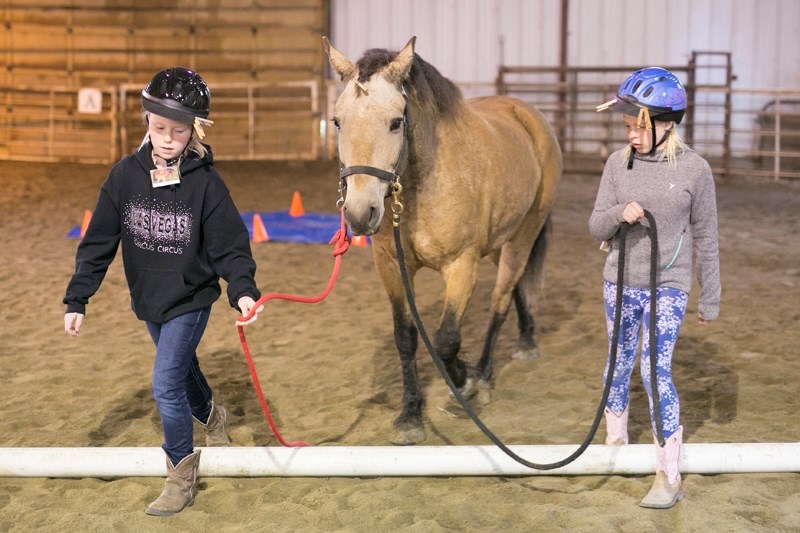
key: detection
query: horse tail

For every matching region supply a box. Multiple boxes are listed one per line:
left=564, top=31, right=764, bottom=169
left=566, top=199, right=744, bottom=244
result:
left=518, top=213, right=551, bottom=301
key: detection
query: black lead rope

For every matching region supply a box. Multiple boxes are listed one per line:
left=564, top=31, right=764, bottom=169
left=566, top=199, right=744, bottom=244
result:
left=391, top=210, right=663, bottom=471
left=640, top=210, right=666, bottom=447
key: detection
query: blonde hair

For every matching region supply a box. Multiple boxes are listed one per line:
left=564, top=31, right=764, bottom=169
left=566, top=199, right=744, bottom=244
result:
left=621, top=122, right=689, bottom=168
left=139, top=110, right=208, bottom=159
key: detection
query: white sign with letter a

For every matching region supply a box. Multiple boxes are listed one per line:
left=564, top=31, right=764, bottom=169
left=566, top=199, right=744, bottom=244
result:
left=77, top=88, right=103, bottom=114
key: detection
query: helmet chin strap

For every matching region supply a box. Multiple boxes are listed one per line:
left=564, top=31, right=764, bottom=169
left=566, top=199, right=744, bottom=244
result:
left=152, top=150, right=182, bottom=167
left=650, top=119, right=671, bottom=154
left=151, top=137, right=190, bottom=167
left=649, top=116, right=658, bottom=156
left=627, top=113, right=671, bottom=170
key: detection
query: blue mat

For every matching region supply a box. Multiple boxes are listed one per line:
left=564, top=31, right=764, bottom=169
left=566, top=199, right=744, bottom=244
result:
left=66, top=226, right=83, bottom=239
left=242, top=210, right=346, bottom=244
left=67, top=211, right=367, bottom=246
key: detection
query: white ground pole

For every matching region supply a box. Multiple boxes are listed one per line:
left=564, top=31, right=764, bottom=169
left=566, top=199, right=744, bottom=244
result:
left=1, top=444, right=799, bottom=478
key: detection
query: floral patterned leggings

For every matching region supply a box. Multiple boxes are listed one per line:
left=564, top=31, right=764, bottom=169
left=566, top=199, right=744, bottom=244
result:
left=603, top=281, right=688, bottom=439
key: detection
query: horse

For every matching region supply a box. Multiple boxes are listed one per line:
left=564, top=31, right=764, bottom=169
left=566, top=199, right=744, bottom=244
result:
left=324, top=36, right=562, bottom=445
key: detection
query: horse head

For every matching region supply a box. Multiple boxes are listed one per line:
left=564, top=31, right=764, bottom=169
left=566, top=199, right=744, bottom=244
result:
left=324, top=36, right=416, bottom=236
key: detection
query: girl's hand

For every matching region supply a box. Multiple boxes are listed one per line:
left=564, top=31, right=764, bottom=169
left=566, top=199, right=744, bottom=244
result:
left=64, top=312, right=84, bottom=336
left=622, top=201, right=645, bottom=224
left=237, top=296, right=264, bottom=326
left=698, top=312, right=712, bottom=326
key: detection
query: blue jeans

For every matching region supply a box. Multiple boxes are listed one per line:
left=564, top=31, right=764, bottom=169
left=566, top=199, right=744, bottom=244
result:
left=602, top=281, right=688, bottom=439
left=146, top=307, right=214, bottom=464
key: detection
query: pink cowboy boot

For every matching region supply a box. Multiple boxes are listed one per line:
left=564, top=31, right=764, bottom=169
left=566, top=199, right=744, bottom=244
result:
left=604, top=407, right=629, bottom=445
left=640, top=426, right=684, bottom=509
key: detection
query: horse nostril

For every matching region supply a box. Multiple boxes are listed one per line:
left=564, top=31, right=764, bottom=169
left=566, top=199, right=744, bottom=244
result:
left=367, top=206, right=383, bottom=231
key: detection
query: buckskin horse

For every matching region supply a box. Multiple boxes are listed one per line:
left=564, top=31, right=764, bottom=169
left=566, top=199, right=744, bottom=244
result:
left=325, top=36, right=562, bottom=444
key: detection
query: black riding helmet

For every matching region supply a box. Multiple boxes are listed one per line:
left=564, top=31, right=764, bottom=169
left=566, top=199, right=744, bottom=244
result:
left=141, top=67, right=210, bottom=124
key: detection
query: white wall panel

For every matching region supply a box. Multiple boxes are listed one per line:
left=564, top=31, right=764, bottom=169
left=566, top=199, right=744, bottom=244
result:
left=330, top=0, right=563, bottom=84
left=331, top=0, right=799, bottom=90
left=496, top=0, right=561, bottom=67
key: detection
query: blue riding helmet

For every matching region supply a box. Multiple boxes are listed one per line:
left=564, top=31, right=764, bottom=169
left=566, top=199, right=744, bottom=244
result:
left=602, top=67, right=686, bottom=124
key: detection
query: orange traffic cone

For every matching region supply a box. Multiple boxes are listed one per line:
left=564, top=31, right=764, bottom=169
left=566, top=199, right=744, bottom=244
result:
left=79, top=210, right=92, bottom=238
left=252, top=213, right=269, bottom=243
left=351, top=235, right=368, bottom=247
left=289, top=191, right=305, bottom=217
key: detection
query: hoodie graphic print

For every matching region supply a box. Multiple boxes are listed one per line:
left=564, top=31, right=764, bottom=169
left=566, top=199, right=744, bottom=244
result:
left=125, top=194, right=192, bottom=255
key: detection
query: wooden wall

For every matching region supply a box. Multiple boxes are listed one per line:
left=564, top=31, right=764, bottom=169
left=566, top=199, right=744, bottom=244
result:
left=1, top=0, right=329, bottom=162
left=3, top=0, right=328, bottom=87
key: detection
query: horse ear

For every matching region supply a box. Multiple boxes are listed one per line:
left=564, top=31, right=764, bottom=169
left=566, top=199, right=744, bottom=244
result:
left=385, top=36, right=416, bottom=85
left=323, top=36, right=357, bottom=82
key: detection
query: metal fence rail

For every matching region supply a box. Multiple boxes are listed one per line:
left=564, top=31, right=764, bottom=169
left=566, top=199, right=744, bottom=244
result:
left=3, top=69, right=799, bottom=181
left=1, top=80, right=321, bottom=164
left=495, top=54, right=800, bottom=181
left=119, top=80, right=321, bottom=161
left=0, top=85, right=118, bottom=164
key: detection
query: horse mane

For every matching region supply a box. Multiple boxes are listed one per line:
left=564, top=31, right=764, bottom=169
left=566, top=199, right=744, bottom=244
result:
left=355, top=48, right=462, bottom=122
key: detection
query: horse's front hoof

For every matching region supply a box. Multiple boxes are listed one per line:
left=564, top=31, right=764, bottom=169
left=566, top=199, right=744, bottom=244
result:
left=460, top=377, right=479, bottom=400
left=448, top=376, right=478, bottom=405
left=477, top=379, right=492, bottom=406
left=390, top=424, right=426, bottom=445
left=511, top=346, right=540, bottom=361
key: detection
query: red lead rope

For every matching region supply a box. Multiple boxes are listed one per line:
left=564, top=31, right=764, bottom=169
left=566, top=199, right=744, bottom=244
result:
left=236, top=212, right=352, bottom=447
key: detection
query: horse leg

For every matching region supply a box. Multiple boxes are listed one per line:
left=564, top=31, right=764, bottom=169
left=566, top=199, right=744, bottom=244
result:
left=389, top=298, right=425, bottom=445
left=373, top=244, right=426, bottom=445
left=470, top=288, right=535, bottom=403
left=511, top=286, right=537, bottom=360
left=436, top=253, right=480, bottom=397
left=475, top=217, right=550, bottom=400
left=511, top=214, right=551, bottom=361
left=472, top=309, right=508, bottom=405
left=474, top=253, right=525, bottom=383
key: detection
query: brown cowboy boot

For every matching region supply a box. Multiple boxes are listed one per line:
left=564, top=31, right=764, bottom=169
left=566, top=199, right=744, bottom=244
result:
left=604, top=407, right=629, bottom=445
left=640, top=426, right=684, bottom=509
left=197, top=403, right=231, bottom=447
left=145, top=450, right=201, bottom=516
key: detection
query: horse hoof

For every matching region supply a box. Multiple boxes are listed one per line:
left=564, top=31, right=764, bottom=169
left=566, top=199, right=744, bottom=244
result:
left=511, top=347, right=540, bottom=361
left=447, top=378, right=478, bottom=408
left=390, top=425, right=426, bottom=445
left=477, top=379, right=492, bottom=406
left=448, top=377, right=478, bottom=404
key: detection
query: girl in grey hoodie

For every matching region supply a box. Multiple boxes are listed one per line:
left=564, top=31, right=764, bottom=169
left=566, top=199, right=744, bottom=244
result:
left=591, top=67, right=721, bottom=509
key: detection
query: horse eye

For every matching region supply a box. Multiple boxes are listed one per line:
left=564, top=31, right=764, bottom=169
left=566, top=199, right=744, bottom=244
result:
left=332, top=118, right=340, bottom=130
left=389, top=118, right=403, bottom=132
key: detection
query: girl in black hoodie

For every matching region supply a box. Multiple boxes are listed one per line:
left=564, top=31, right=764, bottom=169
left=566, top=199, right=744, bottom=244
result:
left=63, top=67, right=262, bottom=516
